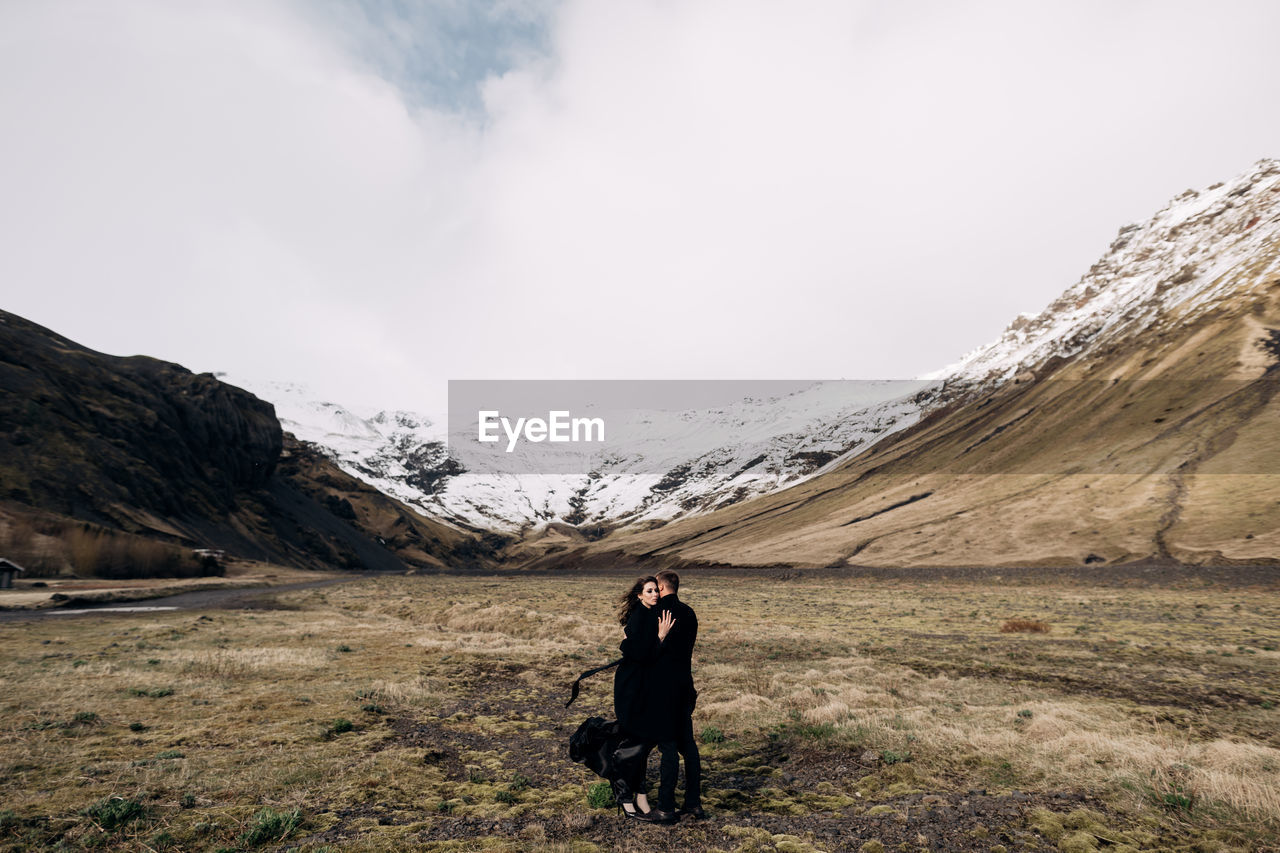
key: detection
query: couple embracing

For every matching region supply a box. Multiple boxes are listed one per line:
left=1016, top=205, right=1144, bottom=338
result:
left=612, top=569, right=704, bottom=824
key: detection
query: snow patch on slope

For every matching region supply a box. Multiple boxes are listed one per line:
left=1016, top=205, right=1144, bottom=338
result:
left=225, top=375, right=933, bottom=531
left=227, top=159, right=1280, bottom=533
left=931, top=159, right=1280, bottom=385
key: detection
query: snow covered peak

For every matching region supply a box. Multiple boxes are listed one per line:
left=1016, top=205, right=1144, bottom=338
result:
left=932, top=158, right=1280, bottom=384
left=221, top=160, right=1280, bottom=535
left=217, top=373, right=445, bottom=446
left=368, top=410, right=434, bottom=432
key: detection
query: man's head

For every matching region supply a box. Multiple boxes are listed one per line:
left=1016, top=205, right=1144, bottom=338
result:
left=655, top=569, right=680, bottom=598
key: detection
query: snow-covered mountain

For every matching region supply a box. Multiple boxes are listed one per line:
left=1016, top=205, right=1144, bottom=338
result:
left=231, top=158, right=1280, bottom=536
left=225, top=375, right=936, bottom=532
left=210, top=376, right=458, bottom=507
left=587, top=159, right=1280, bottom=569
left=932, top=159, right=1280, bottom=385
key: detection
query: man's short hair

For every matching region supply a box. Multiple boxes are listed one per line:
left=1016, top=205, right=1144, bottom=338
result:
left=655, top=569, right=680, bottom=593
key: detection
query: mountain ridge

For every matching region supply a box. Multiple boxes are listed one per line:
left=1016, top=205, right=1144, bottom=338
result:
left=238, top=159, right=1280, bottom=565
left=937, top=158, right=1280, bottom=386
left=550, top=156, right=1280, bottom=568
left=0, top=311, right=476, bottom=573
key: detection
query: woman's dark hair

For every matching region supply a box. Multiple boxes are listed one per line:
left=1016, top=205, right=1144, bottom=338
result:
left=616, top=575, right=658, bottom=625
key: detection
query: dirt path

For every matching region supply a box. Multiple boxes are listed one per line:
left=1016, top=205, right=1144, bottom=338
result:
left=0, top=575, right=360, bottom=623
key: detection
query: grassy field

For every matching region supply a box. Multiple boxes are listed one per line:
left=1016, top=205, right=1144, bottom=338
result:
left=1, top=569, right=1278, bottom=852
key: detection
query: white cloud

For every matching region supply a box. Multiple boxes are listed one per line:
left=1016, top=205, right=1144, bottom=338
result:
left=3, top=0, right=1280, bottom=412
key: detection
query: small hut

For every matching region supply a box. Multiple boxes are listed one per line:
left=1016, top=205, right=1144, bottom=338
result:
left=193, top=549, right=226, bottom=576
left=0, top=558, right=26, bottom=590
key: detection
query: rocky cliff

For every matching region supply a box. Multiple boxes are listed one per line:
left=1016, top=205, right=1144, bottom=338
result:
left=0, top=310, right=474, bottom=572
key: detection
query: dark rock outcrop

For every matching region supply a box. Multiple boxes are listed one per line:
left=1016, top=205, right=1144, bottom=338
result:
left=0, top=310, right=280, bottom=522
left=0, top=310, right=475, bottom=572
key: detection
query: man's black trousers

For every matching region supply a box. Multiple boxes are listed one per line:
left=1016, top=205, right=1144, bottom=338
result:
left=655, top=714, right=701, bottom=812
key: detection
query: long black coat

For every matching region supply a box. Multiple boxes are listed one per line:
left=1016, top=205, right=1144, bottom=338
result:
left=614, top=597, right=699, bottom=743
left=613, top=604, right=662, bottom=741
left=654, top=594, right=698, bottom=722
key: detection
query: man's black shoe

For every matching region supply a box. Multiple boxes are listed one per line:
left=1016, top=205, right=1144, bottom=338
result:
left=636, top=809, right=678, bottom=825
left=678, top=806, right=708, bottom=820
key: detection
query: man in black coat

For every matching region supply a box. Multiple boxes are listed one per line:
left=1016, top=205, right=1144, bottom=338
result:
left=640, top=569, right=704, bottom=823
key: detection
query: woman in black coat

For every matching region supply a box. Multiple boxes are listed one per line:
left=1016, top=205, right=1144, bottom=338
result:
left=612, top=576, right=674, bottom=817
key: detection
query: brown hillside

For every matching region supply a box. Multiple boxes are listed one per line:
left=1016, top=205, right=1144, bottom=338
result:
left=544, top=261, right=1280, bottom=571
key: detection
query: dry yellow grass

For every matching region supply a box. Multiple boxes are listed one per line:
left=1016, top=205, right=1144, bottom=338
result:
left=0, top=571, right=1277, bottom=851
left=1001, top=619, right=1050, bottom=633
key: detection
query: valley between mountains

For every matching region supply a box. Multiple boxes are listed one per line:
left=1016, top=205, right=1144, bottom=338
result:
left=229, top=159, right=1280, bottom=572
left=2, top=163, right=1279, bottom=853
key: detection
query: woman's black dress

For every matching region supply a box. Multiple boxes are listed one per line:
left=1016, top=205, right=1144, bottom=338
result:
left=614, top=604, right=663, bottom=740
left=611, top=603, right=672, bottom=800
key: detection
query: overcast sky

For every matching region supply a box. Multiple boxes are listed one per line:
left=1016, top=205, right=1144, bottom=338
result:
left=3, top=0, right=1279, bottom=413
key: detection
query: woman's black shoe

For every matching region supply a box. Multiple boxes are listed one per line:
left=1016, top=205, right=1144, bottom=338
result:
left=619, top=801, right=646, bottom=820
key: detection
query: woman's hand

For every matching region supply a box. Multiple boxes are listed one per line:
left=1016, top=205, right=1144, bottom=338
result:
left=657, top=610, right=675, bottom=642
